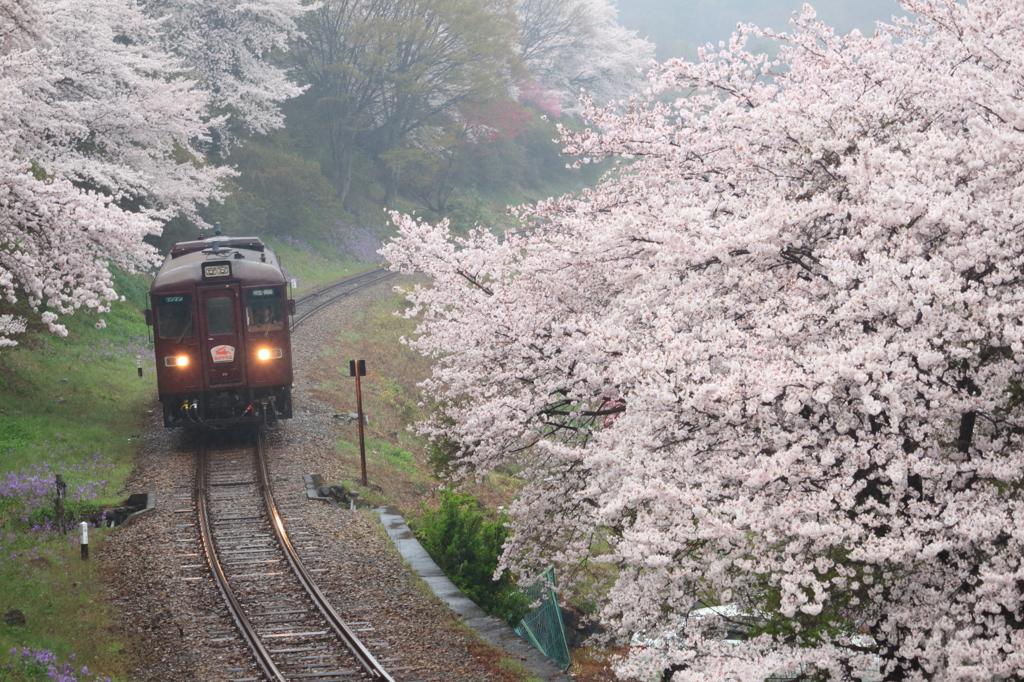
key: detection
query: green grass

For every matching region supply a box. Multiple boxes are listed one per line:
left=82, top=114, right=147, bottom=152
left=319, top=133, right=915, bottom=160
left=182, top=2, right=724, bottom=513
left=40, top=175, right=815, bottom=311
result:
left=264, top=237, right=377, bottom=292
left=371, top=439, right=418, bottom=474
left=336, top=438, right=419, bottom=481
left=0, top=323, right=153, bottom=479
left=0, top=528, right=125, bottom=681
left=0, top=271, right=154, bottom=681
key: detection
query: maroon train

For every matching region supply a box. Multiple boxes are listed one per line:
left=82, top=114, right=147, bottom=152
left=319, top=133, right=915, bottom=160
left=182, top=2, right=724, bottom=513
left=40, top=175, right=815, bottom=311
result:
left=146, top=231, right=294, bottom=427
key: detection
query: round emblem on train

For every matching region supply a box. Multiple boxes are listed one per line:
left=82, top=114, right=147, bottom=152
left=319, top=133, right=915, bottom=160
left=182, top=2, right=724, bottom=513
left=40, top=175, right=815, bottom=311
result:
left=146, top=226, right=295, bottom=428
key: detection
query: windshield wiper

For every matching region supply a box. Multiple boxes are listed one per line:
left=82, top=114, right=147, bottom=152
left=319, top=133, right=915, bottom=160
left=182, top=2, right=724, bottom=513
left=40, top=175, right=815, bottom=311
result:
left=177, top=318, right=193, bottom=344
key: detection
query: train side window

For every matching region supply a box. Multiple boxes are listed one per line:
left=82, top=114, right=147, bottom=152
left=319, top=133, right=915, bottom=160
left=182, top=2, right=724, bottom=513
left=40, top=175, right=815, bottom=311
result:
left=206, top=296, right=235, bottom=336
left=245, top=287, right=284, bottom=333
left=156, top=295, right=194, bottom=340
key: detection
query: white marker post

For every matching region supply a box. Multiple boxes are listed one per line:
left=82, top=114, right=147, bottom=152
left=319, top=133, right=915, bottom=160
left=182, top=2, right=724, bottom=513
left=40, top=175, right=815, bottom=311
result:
left=80, top=521, right=89, bottom=561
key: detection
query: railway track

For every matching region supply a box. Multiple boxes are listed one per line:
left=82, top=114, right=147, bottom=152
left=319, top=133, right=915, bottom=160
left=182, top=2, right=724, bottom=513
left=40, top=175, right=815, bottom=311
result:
left=291, top=268, right=398, bottom=330
left=166, top=268, right=420, bottom=681
left=190, top=432, right=417, bottom=682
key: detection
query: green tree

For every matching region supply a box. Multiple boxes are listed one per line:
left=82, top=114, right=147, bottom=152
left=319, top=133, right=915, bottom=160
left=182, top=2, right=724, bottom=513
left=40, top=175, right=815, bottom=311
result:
left=401, top=99, right=535, bottom=213
left=289, top=0, right=517, bottom=207
left=226, top=139, right=342, bottom=240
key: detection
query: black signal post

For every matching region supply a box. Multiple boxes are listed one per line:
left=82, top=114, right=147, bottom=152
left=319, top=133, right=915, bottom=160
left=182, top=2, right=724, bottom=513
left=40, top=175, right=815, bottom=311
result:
left=349, top=360, right=368, bottom=486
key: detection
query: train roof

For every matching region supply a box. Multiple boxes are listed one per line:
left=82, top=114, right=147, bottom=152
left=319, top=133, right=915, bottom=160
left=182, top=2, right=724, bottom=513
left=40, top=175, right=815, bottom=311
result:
left=152, top=236, right=287, bottom=293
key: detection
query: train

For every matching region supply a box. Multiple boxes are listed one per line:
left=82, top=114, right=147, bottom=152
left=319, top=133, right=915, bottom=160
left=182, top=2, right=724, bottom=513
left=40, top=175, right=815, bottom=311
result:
left=146, top=227, right=294, bottom=428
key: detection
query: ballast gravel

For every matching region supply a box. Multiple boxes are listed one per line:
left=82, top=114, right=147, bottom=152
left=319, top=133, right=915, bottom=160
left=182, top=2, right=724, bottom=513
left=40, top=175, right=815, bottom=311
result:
left=100, top=275, right=529, bottom=682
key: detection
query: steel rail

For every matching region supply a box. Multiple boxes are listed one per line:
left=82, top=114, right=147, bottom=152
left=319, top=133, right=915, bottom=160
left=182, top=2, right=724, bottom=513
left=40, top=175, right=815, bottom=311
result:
left=291, top=268, right=398, bottom=330
left=255, top=434, right=395, bottom=681
left=196, top=435, right=285, bottom=682
left=197, top=434, right=397, bottom=682
left=190, top=266, right=404, bottom=681
left=292, top=266, right=392, bottom=306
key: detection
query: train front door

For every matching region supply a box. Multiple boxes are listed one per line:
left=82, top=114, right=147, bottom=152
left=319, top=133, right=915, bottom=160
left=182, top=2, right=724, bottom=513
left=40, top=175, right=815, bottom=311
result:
left=199, top=287, right=247, bottom=388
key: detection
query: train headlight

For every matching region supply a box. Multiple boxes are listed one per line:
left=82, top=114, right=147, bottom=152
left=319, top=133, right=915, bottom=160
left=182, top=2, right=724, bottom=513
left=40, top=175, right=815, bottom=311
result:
left=165, top=355, right=189, bottom=367
left=257, top=348, right=283, bottom=361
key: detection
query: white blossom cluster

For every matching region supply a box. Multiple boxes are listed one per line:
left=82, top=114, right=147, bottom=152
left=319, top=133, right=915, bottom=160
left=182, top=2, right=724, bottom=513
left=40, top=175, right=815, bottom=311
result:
left=383, top=0, right=1024, bottom=679
left=516, top=0, right=654, bottom=113
left=141, top=0, right=306, bottom=136
left=2, top=0, right=211, bottom=342
left=1, top=0, right=302, bottom=345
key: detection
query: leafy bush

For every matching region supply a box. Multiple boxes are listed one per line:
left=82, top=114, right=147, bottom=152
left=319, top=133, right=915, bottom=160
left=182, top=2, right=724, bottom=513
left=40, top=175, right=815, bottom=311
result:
left=412, top=490, right=529, bottom=626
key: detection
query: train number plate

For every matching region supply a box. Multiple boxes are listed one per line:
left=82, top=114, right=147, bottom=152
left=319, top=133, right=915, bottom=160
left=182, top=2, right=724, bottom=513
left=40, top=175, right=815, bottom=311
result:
left=211, top=345, right=236, bottom=363
left=204, top=264, right=231, bottom=278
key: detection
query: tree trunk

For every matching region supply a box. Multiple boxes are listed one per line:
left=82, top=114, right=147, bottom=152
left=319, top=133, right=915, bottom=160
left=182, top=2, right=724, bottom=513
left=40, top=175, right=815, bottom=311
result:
left=329, top=113, right=356, bottom=206
left=338, top=151, right=354, bottom=207
left=383, top=166, right=399, bottom=208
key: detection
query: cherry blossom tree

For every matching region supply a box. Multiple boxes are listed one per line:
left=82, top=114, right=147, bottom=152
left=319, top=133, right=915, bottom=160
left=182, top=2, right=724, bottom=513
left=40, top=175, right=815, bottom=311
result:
left=383, top=0, right=1024, bottom=679
left=141, top=0, right=307, bottom=137
left=1, top=0, right=227, bottom=345
left=25, top=0, right=229, bottom=220
left=516, top=0, right=654, bottom=113
left=0, top=0, right=41, bottom=51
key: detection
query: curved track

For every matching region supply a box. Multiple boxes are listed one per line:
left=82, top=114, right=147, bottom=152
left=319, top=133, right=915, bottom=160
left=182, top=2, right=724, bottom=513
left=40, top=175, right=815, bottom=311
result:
left=291, top=268, right=398, bottom=330
left=196, top=432, right=399, bottom=682
left=181, top=268, right=418, bottom=681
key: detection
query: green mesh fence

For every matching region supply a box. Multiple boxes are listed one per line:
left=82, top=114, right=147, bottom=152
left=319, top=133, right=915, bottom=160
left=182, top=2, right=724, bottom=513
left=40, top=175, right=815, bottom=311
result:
left=514, top=566, right=571, bottom=671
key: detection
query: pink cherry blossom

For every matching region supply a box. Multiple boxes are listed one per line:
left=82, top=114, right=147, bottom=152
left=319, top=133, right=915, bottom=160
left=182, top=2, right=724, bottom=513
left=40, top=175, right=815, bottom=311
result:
left=1, top=0, right=240, bottom=345
left=516, top=0, right=654, bottom=113
left=384, top=0, right=1024, bottom=679
left=140, top=0, right=306, bottom=136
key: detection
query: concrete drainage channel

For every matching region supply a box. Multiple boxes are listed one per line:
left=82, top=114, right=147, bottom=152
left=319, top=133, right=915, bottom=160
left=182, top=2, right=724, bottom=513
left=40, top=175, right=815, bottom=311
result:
left=375, top=507, right=574, bottom=681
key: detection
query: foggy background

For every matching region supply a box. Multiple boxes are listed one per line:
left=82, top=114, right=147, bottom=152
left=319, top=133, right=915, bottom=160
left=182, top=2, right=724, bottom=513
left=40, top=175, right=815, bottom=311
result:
left=615, top=0, right=907, bottom=61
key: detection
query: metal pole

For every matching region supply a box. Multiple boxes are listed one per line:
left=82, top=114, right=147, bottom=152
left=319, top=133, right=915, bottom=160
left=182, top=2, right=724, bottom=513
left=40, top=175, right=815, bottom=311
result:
left=55, top=474, right=66, bottom=535
left=355, top=369, right=367, bottom=487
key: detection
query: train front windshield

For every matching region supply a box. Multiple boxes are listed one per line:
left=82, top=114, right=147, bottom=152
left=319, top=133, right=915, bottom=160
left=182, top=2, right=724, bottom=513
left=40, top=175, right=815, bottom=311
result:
left=156, top=295, right=194, bottom=340
left=206, top=296, right=235, bottom=336
left=246, top=287, right=284, bottom=332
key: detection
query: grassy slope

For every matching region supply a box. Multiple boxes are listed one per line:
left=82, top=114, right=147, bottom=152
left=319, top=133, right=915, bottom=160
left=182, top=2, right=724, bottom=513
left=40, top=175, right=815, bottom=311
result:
left=0, top=273, right=155, bottom=680
left=312, top=283, right=522, bottom=513
left=264, top=237, right=376, bottom=293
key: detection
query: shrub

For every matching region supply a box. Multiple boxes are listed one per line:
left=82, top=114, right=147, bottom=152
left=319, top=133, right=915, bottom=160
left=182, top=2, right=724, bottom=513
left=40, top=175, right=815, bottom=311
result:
left=412, top=490, right=529, bottom=626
